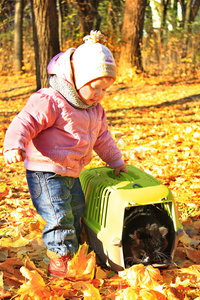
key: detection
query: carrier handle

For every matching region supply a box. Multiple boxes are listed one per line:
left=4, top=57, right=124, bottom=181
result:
left=132, top=183, right=142, bottom=188
left=118, top=171, right=135, bottom=182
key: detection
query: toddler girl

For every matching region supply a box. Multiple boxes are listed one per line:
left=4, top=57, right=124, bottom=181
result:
left=4, top=31, right=128, bottom=277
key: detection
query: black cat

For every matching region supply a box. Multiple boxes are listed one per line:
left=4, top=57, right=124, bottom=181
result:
left=122, top=205, right=175, bottom=268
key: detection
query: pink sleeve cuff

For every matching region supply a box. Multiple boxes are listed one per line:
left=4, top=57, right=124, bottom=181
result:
left=108, top=158, right=124, bottom=169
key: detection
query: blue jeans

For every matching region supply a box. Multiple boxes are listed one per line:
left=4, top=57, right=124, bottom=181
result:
left=26, top=170, right=85, bottom=256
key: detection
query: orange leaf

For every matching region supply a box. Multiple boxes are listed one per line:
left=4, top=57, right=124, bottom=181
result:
left=0, top=271, right=12, bottom=299
left=163, top=286, right=185, bottom=300
left=49, top=278, right=75, bottom=298
left=185, top=247, right=200, bottom=263
left=90, top=278, right=104, bottom=288
left=18, top=266, right=51, bottom=299
left=118, top=264, right=163, bottom=288
left=0, top=258, right=22, bottom=274
left=0, top=257, right=24, bottom=284
left=65, top=243, right=96, bottom=281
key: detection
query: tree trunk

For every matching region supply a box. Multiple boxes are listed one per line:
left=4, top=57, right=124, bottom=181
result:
left=179, top=0, right=186, bottom=27
left=159, top=0, right=170, bottom=43
left=172, top=0, right=178, bottom=30
left=179, top=0, right=200, bottom=29
left=190, top=0, right=200, bottom=23
left=14, top=0, right=23, bottom=73
left=118, top=0, right=147, bottom=75
left=145, top=0, right=153, bottom=37
left=185, top=0, right=200, bottom=28
left=184, top=0, right=193, bottom=30
left=58, top=0, right=63, bottom=49
left=76, top=0, right=101, bottom=35
left=31, top=0, right=60, bottom=89
left=179, top=0, right=200, bottom=57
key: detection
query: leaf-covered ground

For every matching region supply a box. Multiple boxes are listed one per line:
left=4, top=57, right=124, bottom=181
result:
left=1, top=73, right=200, bottom=299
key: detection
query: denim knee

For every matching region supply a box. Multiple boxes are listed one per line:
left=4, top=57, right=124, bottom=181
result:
left=26, top=170, right=85, bottom=256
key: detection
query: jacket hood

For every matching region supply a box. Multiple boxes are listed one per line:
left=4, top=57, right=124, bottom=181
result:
left=47, top=48, right=76, bottom=84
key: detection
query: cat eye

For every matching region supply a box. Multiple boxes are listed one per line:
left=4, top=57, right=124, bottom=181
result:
left=139, top=250, right=145, bottom=257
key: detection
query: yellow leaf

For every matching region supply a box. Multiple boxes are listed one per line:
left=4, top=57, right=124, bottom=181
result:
left=20, top=266, right=46, bottom=285
left=11, top=234, right=30, bottom=248
left=95, top=266, right=107, bottom=279
left=139, top=288, right=167, bottom=300
left=179, top=231, right=192, bottom=245
left=0, top=237, right=12, bottom=248
left=116, top=287, right=141, bottom=299
left=116, top=286, right=166, bottom=300
left=0, top=183, right=7, bottom=193
left=0, top=234, right=29, bottom=248
left=0, top=271, right=4, bottom=295
left=83, top=283, right=101, bottom=299
left=24, top=256, right=47, bottom=277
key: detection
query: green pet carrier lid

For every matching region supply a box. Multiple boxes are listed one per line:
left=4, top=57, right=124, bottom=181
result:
left=80, top=165, right=183, bottom=271
left=80, top=165, right=182, bottom=235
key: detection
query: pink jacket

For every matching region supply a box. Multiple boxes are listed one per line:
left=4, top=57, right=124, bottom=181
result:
left=4, top=87, right=124, bottom=177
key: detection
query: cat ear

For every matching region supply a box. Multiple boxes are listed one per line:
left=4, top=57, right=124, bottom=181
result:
left=159, top=226, right=168, bottom=237
left=149, top=224, right=157, bottom=231
left=135, top=231, right=141, bottom=239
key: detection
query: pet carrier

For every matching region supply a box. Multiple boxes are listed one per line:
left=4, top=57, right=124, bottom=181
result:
left=80, top=164, right=183, bottom=272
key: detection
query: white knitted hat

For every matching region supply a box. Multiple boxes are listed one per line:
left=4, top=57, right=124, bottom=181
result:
left=72, top=31, right=116, bottom=90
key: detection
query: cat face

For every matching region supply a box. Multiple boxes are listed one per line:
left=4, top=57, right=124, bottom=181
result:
left=123, top=205, right=175, bottom=268
left=124, top=223, right=169, bottom=266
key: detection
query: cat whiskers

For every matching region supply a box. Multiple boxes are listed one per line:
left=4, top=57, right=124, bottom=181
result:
left=124, top=257, right=140, bottom=267
left=154, top=251, right=172, bottom=264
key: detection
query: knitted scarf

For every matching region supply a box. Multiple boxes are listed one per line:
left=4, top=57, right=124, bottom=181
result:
left=48, top=75, right=96, bottom=110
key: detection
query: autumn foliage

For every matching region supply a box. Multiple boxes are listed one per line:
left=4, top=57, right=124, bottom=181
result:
left=1, top=72, right=200, bottom=299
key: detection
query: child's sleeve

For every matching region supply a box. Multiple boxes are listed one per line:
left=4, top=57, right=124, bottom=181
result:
left=93, top=108, right=124, bottom=169
left=3, top=91, right=57, bottom=152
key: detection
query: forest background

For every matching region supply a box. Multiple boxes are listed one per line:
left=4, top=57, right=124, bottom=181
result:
left=1, top=0, right=200, bottom=299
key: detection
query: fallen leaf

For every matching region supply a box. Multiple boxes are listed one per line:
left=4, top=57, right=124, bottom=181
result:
left=118, top=264, right=163, bottom=288
left=185, top=246, right=200, bottom=263
left=18, top=266, right=51, bottom=299
left=139, top=288, right=167, bottom=300
left=115, top=287, right=141, bottom=299
left=179, top=231, right=192, bottom=245
left=0, top=271, right=12, bottom=298
left=65, top=243, right=96, bottom=281
left=0, top=234, right=29, bottom=248
left=83, top=283, right=101, bottom=299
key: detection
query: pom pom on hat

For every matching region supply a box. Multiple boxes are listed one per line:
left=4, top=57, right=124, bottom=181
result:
left=72, top=31, right=116, bottom=90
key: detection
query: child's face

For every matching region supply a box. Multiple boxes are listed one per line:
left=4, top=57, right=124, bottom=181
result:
left=78, top=77, right=114, bottom=106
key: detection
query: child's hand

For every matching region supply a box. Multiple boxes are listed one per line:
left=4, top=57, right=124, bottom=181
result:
left=4, top=149, right=26, bottom=164
left=114, top=164, right=128, bottom=176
